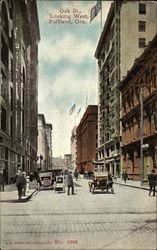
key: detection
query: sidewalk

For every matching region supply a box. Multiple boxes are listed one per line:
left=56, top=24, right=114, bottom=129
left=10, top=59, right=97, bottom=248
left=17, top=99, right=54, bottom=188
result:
left=0, top=180, right=38, bottom=203
left=114, top=178, right=150, bottom=191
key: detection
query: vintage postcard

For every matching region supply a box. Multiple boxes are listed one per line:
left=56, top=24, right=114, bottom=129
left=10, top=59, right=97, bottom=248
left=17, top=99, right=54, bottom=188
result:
left=0, top=0, right=157, bottom=250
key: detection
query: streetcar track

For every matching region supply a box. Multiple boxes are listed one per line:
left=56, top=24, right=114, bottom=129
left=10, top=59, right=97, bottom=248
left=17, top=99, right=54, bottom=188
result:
left=1, top=211, right=156, bottom=216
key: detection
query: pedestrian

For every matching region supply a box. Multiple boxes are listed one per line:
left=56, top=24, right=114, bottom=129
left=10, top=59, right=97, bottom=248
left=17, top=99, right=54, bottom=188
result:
left=29, top=172, right=34, bottom=182
left=34, top=170, right=41, bottom=188
left=148, top=169, right=157, bottom=196
left=74, top=171, right=78, bottom=181
left=108, top=173, right=113, bottom=188
left=22, top=172, right=27, bottom=196
left=14, top=167, right=25, bottom=200
left=67, top=171, right=74, bottom=195
left=123, top=170, right=128, bottom=183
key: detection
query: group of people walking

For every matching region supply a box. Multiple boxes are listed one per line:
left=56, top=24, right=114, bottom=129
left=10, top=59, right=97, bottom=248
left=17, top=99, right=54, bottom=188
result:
left=13, top=167, right=156, bottom=200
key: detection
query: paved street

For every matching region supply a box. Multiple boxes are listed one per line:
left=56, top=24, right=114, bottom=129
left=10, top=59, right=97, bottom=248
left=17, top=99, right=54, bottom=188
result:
left=1, top=179, right=156, bottom=250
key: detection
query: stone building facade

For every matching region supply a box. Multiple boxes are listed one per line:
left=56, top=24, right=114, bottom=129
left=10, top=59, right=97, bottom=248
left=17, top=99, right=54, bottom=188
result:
left=76, top=105, right=98, bottom=174
left=70, top=126, right=77, bottom=171
left=37, top=114, right=52, bottom=171
left=46, top=123, right=53, bottom=169
left=119, top=34, right=157, bottom=181
left=0, top=0, right=40, bottom=183
left=95, top=0, right=157, bottom=177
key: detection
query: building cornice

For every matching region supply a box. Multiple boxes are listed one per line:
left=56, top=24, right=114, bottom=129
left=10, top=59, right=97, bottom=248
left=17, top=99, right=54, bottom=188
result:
left=119, top=34, right=157, bottom=91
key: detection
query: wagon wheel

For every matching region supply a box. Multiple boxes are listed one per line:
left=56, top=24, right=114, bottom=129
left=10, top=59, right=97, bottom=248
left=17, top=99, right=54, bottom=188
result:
left=89, top=183, right=92, bottom=192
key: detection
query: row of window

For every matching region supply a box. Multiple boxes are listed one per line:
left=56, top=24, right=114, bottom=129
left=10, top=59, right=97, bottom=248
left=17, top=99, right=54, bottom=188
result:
left=138, top=3, right=146, bottom=47
left=122, top=113, right=156, bottom=132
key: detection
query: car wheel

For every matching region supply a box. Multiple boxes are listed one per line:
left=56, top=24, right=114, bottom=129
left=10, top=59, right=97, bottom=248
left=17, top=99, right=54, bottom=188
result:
left=91, top=186, right=95, bottom=194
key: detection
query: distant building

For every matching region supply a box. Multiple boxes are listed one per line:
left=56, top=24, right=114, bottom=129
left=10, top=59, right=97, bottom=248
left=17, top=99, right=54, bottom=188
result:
left=37, top=114, right=49, bottom=171
left=95, top=1, right=157, bottom=177
left=71, top=126, right=77, bottom=171
left=0, top=0, right=40, bottom=183
left=51, top=156, right=65, bottom=176
left=46, top=124, right=53, bottom=169
left=64, top=154, right=72, bottom=171
left=76, top=105, right=98, bottom=174
left=119, top=34, right=157, bottom=181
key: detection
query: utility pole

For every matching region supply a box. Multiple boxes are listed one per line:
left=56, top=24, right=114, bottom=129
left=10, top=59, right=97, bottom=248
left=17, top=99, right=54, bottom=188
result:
left=140, top=86, right=144, bottom=186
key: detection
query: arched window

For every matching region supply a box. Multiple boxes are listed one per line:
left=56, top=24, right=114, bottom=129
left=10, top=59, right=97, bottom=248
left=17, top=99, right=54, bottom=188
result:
left=122, top=121, right=126, bottom=132
left=135, top=115, right=140, bottom=128
left=127, top=93, right=131, bottom=109
left=130, top=87, right=134, bottom=107
left=135, top=86, right=140, bottom=102
left=146, top=70, right=151, bottom=93
left=151, top=66, right=156, bottom=87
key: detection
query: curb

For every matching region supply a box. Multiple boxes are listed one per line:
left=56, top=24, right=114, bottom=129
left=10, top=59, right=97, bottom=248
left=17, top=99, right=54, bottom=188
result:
left=114, top=181, right=150, bottom=191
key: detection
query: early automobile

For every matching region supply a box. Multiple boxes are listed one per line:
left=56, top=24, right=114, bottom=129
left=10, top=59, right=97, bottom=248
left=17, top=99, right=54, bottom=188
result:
left=88, top=172, right=114, bottom=194
left=39, top=171, right=53, bottom=190
left=54, top=176, right=66, bottom=193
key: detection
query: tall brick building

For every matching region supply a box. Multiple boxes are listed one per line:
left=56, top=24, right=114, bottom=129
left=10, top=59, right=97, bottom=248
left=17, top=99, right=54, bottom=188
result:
left=76, top=105, right=98, bottom=174
left=119, top=34, right=157, bottom=181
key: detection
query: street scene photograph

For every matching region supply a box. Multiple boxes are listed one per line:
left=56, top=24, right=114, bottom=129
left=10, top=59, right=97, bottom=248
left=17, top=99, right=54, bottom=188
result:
left=0, top=0, right=157, bottom=249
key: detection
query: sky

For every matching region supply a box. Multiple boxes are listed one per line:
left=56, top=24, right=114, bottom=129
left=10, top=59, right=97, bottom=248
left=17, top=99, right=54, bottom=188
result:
left=37, top=0, right=112, bottom=157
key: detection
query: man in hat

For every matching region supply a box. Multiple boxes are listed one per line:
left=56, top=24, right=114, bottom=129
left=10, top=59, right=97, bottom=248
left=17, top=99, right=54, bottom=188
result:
left=67, top=171, right=74, bottom=195
left=14, top=167, right=25, bottom=200
left=148, top=169, right=157, bottom=196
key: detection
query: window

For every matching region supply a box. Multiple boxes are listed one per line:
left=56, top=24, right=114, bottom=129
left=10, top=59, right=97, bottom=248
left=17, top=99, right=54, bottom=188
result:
left=106, top=148, right=109, bottom=157
left=139, top=38, right=146, bottom=48
left=139, top=21, right=146, bottom=32
left=116, top=142, right=120, bottom=150
left=1, top=106, right=7, bottom=131
left=11, top=87, right=13, bottom=110
left=11, top=59, right=13, bottom=82
left=123, top=152, right=126, bottom=161
left=10, top=116, right=13, bottom=137
left=1, top=70, right=7, bottom=99
left=139, top=3, right=146, bottom=14
left=1, top=34, right=8, bottom=69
